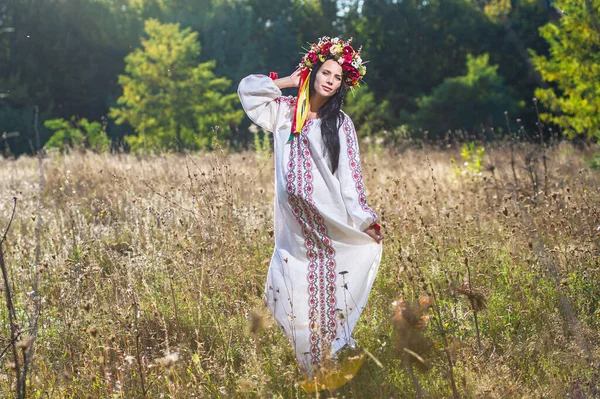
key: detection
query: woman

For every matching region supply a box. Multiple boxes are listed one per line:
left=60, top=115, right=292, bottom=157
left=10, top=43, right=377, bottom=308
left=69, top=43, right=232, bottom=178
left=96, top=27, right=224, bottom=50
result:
left=238, top=36, right=383, bottom=375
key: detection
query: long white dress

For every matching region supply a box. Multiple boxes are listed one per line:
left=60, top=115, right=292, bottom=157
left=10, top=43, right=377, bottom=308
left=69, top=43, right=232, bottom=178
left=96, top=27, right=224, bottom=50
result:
left=238, top=75, right=383, bottom=374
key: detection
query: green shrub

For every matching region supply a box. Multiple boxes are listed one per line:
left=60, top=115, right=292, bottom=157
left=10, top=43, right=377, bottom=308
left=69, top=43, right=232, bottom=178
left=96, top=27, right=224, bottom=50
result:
left=44, top=116, right=110, bottom=153
left=412, top=54, right=521, bottom=138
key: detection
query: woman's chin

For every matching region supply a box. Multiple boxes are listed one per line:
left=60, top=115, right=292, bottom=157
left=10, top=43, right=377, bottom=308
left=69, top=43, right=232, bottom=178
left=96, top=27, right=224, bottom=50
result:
left=316, top=89, right=334, bottom=98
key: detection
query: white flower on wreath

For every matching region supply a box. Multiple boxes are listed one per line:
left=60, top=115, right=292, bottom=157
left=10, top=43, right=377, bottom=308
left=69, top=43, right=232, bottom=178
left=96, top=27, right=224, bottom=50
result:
left=338, top=57, right=344, bottom=65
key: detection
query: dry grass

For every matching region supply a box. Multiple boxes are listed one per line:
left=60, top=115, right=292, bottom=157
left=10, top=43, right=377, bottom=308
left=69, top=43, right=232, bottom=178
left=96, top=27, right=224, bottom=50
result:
left=0, top=141, right=599, bottom=398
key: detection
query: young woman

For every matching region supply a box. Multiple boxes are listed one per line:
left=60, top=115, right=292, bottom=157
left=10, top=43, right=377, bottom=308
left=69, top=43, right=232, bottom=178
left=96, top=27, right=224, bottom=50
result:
left=238, top=37, right=383, bottom=375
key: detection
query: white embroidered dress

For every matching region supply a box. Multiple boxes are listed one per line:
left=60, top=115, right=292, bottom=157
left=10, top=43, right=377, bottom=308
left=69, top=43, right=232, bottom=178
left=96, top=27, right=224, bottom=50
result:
left=238, top=75, right=382, bottom=373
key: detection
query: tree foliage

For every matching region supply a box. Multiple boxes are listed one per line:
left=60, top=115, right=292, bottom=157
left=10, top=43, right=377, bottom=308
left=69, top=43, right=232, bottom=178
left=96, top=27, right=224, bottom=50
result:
left=343, top=86, right=395, bottom=137
left=44, top=116, right=110, bottom=153
left=1, top=0, right=571, bottom=156
left=412, top=54, right=520, bottom=138
left=354, top=0, right=499, bottom=114
left=0, top=0, right=140, bottom=154
left=109, top=19, right=243, bottom=152
left=531, top=0, right=600, bottom=140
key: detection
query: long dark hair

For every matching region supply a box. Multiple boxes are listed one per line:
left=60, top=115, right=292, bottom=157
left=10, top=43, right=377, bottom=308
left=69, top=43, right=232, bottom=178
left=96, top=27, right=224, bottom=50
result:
left=308, top=61, right=346, bottom=174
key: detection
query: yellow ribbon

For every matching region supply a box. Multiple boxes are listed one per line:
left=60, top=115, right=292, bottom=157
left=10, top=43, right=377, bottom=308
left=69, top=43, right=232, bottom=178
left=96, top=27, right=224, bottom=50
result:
left=290, top=70, right=311, bottom=141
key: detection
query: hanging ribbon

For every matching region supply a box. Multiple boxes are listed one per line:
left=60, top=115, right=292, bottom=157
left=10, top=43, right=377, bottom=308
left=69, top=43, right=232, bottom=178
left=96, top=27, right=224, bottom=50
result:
left=289, top=69, right=311, bottom=142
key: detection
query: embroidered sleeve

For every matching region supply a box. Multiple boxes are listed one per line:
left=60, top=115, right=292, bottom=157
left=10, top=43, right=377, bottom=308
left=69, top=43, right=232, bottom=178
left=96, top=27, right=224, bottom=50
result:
left=337, top=114, right=379, bottom=231
left=237, top=74, right=295, bottom=133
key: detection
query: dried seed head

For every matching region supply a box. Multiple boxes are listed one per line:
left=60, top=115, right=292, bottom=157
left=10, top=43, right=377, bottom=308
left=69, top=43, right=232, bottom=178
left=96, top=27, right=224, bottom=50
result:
left=16, top=335, right=33, bottom=350
left=155, top=352, right=180, bottom=369
left=62, top=370, right=73, bottom=380
left=89, top=326, right=98, bottom=338
left=391, top=296, right=434, bottom=369
left=457, top=281, right=487, bottom=312
left=248, top=308, right=265, bottom=334
left=418, top=295, right=434, bottom=309
left=238, top=378, right=257, bottom=393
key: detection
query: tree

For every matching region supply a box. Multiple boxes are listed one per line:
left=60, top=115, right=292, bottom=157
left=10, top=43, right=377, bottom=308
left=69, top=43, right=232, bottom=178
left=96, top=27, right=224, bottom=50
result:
left=473, top=0, right=551, bottom=131
left=109, top=18, right=243, bottom=151
left=531, top=0, right=600, bottom=140
left=0, top=0, right=142, bottom=155
left=354, top=0, right=499, bottom=116
left=343, top=85, right=395, bottom=137
left=412, top=54, right=521, bottom=138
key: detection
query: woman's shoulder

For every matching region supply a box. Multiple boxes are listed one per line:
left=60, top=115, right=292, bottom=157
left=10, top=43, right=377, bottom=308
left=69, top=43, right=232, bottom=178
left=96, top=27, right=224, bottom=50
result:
left=340, top=110, right=355, bottom=121
left=339, top=111, right=355, bottom=129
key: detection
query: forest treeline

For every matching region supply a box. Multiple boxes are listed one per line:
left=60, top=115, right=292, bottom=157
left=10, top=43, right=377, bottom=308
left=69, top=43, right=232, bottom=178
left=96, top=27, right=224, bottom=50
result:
left=0, top=0, right=599, bottom=155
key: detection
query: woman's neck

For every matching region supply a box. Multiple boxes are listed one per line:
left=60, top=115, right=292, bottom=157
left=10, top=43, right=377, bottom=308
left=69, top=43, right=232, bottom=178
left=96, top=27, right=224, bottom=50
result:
left=308, top=93, right=327, bottom=119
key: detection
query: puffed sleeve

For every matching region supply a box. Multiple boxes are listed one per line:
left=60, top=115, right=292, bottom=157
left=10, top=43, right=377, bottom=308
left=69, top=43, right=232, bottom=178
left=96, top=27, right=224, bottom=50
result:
left=337, top=114, right=379, bottom=231
left=238, top=74, right=285, bottom=133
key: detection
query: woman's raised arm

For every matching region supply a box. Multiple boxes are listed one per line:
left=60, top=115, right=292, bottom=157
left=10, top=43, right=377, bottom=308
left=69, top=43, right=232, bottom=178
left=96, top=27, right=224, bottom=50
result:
left=237, top=69, right=301, bottom=133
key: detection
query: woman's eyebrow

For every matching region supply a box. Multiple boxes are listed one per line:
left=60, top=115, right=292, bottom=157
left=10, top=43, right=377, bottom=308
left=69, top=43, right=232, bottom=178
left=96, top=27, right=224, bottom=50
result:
left=323, top=68, right=342, bottom=77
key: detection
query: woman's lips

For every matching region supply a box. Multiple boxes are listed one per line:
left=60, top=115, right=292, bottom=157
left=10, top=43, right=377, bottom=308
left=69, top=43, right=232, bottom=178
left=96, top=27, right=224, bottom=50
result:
left=322, top=86, right=332, bottom=92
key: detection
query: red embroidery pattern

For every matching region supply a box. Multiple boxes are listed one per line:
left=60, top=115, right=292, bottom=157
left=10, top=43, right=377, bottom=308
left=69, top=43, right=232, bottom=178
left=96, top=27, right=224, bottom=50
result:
left=275, top=96, right=297, bottom=106
left=286, top=120, right=337, bottom=366
left=343, top=116, right=378, bottom=222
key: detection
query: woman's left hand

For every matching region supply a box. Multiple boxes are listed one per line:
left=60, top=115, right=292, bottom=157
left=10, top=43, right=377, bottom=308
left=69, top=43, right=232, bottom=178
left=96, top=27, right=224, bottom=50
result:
left=364, top=226, right=384, bottom=244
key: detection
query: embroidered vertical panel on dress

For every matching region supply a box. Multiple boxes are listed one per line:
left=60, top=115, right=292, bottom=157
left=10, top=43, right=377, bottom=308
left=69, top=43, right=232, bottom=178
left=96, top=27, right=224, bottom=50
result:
left=286, top=120, right=338, bottom=366
left=343, top=117, right=378, bottom=221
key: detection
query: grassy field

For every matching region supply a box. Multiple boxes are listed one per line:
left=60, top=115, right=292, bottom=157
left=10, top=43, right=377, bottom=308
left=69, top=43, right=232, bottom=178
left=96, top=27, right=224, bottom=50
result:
left=0, top=141, right=599, bottom=398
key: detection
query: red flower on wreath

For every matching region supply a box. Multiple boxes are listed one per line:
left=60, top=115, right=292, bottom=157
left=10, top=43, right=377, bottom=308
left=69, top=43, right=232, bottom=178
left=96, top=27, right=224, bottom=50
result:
left=347, top=68, right=360, bottom=81
left=321, top=42, right=333, bottom=56
left=343, top=45, right=354, bottom=62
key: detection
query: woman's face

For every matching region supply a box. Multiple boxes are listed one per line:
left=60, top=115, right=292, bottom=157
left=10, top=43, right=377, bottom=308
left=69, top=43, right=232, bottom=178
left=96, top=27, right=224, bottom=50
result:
left=313, top=59, right=343, bottom=98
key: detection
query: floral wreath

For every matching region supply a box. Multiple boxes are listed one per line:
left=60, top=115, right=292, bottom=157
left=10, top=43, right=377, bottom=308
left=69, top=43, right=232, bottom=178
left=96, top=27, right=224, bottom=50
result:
left=286, top=36, right=366, bottom=138
left=299, top=36, right=366, bottom=88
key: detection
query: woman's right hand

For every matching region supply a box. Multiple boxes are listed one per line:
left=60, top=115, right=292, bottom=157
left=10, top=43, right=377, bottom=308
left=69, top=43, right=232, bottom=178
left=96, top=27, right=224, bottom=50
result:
left=364, top=226, right=384, bottom=244
left=274, top=68, right=303, bottom=89
left=288, top=68, right=303, bottom=87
